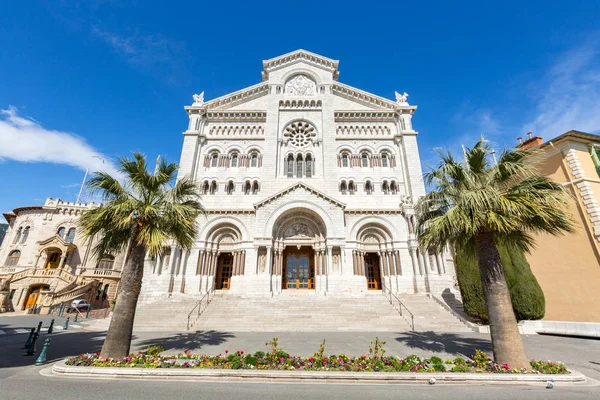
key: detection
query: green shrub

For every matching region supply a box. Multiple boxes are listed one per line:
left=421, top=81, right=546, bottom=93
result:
left=453, top=357, right=467, bottom=366
left=432, top=363, right=446, bottom=372
left=455, top=244, right=545, bottom=323
left=244, top=355, right=258, bottom=366
left=429, top=356, right=443, bottom=364
left=146, top=345, right=164, bottom=356
left=254, top=351, right=265, bottom=359
left=231, top=360, right=243, bottom=369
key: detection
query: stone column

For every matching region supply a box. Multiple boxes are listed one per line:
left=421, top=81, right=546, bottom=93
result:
left=58, top=254, right=67, bottom=270
left=436, top=253, right=444, bottom=275
left=240, top=251, right=246, bottom=275
left=394, top=251, right=402, bottom=276
left=359, top=252, right=366, bottom=276
left=352, top=251, right=358, bottom=275
left=196, top=250, right=205, bottom=275
left=409, top=248, right=419, bottom=276
left=34, top=254, right=41, bottom=268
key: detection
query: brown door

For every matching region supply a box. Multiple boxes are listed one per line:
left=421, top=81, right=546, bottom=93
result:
left=25, top=289, right=40, bottom=309
left=365, top=253, right=382, bottom=290
left=216, top=254, right=233, bottom=290
left=284, top=250, right=314, bottom=289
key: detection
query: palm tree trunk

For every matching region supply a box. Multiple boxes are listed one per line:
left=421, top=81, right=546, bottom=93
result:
left=476, top=232, right=530, bottom=371
left=100, top=242, right=146, bottom=359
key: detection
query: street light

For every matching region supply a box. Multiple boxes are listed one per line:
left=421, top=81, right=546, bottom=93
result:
left=76, top=156, right=104, bottom=203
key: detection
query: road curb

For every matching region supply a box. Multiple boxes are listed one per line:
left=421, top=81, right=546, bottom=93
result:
left=51, top=360, right=587, bottom=384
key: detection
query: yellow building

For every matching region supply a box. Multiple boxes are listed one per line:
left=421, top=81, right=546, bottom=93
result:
left=518, top=130, right=600, bottom=322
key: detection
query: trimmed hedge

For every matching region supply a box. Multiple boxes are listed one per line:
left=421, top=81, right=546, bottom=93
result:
left=456, top=244, right=545, bottom=323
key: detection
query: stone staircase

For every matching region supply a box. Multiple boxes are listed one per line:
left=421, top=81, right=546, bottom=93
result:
left=133, top=291, right=473, bottom=333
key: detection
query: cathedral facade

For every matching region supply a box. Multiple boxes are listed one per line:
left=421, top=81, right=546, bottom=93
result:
left=140, top=50, right=456, bottom=302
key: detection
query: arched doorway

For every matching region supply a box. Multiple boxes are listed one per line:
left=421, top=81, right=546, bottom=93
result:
left=271, top=208, right=327, bottom=291
left=23, top=284, right=49, bottom=310
left=200, top=223, right=244, bottom=291
left=353, top=223, right=397, bottom=291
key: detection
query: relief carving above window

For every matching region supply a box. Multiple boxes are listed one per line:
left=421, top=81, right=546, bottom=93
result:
left=284, top=75, right=317, bottom=96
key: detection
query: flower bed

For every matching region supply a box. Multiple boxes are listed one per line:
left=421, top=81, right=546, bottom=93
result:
left=65, top=339, right=569, bottom=375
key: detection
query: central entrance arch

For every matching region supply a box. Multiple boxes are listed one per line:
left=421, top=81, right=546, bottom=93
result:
left=271, top=207, right=327, bottom=291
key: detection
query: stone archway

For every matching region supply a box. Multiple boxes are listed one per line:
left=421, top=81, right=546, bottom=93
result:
left=198, top=223, right=245, bottom=292
left=270, top=208, right=328, bottom=292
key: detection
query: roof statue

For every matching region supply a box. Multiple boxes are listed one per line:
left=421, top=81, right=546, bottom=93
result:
left=395, top=91, right=409, bottom=105
left=192, top=92, right=205, bottom=106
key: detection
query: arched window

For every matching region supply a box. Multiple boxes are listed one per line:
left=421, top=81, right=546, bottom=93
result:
left=287, top=154, right=294, bottom=177
left=382, top=181, right=389, bottom=195
left=341, top=153, right=349, bottom=168
left=340, top=181, right=347, bottom=194
left=306, top=154, right=313, bottom=178
left=20, top=227, right=30, bottom=243
left=13, top=227, right=22, bottom=244
left=6, top=250, right=21, bottom=267
left=381, top=153, right=389, bottom=168
left=390, top=180, right=398, bottom=194
left=296, top=154, right=304, bottom=178
left=252, top=181, right=259, bottom=194
left=361, top=153, right=369, bottom=168
left=231, top=153, right=238, bottom=168
left=57, top=227, right=65, bottom=239
left=250, top=152, right=258, bottom=168
left=202, top=181, right=209, bottom=195
left=244, top=180, right=251, bottom=195
left=209, top=181, right=217, bottom=194
left=66, top=228, right=76, bottom=243
left=97, top=254, right=115, bottom=270
left=226, top=181, right=235, bottom=195
left=349, top=181, right=355, bottom=195
left=96, top=282, right=103, bottom=299
left=211, top=153, right=219, bottom=167
left=365, top=180, right=373, bottom=195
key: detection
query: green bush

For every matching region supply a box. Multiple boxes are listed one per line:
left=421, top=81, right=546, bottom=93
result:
left=244, top=355, right=258, bottom=366
left=451, top=365, right=471, bottom=373
left=254, top=351, right=265, bottom=359
left=429, top=356, right=443, bottom=364
left=455, top=244, right=545, bottom=323
left=432, top=363, right=446, bottom=372
left=146, top=345, right=164, bottom=356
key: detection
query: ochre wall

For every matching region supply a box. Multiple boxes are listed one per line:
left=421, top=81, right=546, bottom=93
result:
left=525, top=148, right=600, bottom=322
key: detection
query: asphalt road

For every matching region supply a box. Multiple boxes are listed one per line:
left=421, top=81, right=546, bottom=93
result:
left=1, top=315, right=600, bottom=399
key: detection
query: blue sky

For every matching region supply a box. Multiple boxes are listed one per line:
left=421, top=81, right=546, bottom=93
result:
left=1, top=1, right=600, bottom=219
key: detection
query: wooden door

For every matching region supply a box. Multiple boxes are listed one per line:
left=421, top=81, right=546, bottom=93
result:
left=284, top=251, right=314, bottom=289
left=25, top=290, right=39, bottom=309
left=365, top=254, right=382, bottom=290
left=216, top=254, right=233, bottom=290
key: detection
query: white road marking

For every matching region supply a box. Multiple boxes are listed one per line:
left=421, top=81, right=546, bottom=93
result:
left=14, top=329, right=30, bottom=334
left=0, top=330, right=5, bottom=335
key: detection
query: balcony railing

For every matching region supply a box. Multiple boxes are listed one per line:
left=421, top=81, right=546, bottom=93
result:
left=82, top=269, right=121, bottom=278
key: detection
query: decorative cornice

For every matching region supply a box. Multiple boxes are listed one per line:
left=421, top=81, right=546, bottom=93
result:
left=332, top=83, right=398, bottom=110
left=254, top=182, right=346, bottom=210
left=202, top=209, right=256, bottom=215
left=334, top=111, right=397, bottom=122
left=262, top=49, right=339, bottom=81
left=345, top=209, right=404, bottom=215
left=185, top=83, right=269, bottom=111
left=206, top=111, right=266, bottom=122
left=279, top=99, right=322, bottom=110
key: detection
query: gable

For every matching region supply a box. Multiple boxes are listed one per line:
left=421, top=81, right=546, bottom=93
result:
left=254, top=182, right=345, bottom=210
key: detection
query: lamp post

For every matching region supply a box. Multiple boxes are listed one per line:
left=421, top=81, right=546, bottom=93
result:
left=76, top=155, right=104, bottom=203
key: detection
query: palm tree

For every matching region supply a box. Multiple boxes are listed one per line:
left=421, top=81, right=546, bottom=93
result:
left=80, top=153, right=202, bottom=359
left=415, top=139, right=573, bottom=370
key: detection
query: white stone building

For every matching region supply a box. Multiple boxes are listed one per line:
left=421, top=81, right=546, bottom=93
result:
left=139, top=50, right=456, bottom=304
left=0, top=199, right=123, bottom=312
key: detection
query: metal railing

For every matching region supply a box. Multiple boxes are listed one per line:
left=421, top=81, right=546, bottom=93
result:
left=187, top=289, right=215, bottom=330
left=380, top=281, right=415, bottom=331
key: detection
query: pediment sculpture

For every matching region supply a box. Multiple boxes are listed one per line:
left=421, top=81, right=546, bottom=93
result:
left=285, top=75, right=317, bottom=96
left=192, top=92, right=205, bottom=106
left=284, top=223, right=312, bottom=238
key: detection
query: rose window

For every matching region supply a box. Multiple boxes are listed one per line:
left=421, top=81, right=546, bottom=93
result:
left=284, top=121, right=316, bottom=147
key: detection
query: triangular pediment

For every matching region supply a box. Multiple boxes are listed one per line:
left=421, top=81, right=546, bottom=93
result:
left=254, top=182, right=346, bottom=210
left=262, top=49, right=339, bottom=81
left=37, top=234, right=77, bottom=251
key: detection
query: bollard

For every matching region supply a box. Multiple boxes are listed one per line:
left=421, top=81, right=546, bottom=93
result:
left=26, top=332, right=39, bottom=355
left=63, top=317, right=70, bottom=330
left=73, top=312, right=78, bottom=323
left=36, top=321, right=43, bottom=335
left=35, top=338, right=51, bottom=365
left=23, top=328, right=35, bottom=349
left=47, top=319, right=55, bottom=334
left=58, top=303, right=63, bottom=317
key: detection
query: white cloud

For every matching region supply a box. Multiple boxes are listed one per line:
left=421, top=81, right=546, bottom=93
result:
left=523, top=39, right=600, bottom=138
left=0, top=106, right=119, bottom=175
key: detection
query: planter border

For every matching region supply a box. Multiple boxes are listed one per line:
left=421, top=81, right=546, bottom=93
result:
left=51, top=360, right=586, bottom=384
